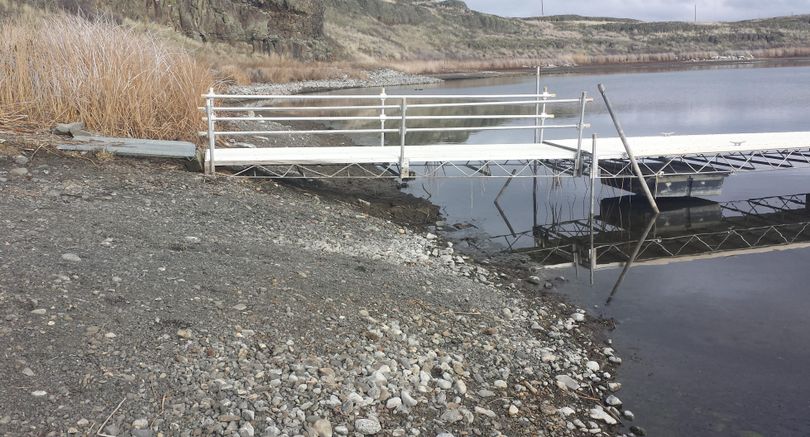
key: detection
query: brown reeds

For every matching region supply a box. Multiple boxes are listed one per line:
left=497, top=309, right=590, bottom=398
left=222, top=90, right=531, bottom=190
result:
left=0, top=13, right=213, bottom=141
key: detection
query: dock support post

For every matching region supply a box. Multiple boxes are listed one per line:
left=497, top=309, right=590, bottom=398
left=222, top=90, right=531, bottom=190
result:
left=575, top=91, right=588, bottom=176
left=399, top=97, right=409, bottom=181
left=205, top=88, right=216, bottom=176
left=597, top=84, right=659, bottom=214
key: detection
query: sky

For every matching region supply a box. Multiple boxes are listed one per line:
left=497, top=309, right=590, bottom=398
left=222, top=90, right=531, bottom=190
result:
left=462, top=0, right=808, bottom=22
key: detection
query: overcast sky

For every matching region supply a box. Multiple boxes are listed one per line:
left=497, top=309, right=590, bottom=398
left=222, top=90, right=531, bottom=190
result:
left=463, top=0, right=808, bottom=22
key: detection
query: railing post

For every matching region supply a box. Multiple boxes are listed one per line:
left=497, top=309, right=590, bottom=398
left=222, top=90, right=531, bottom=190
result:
left=399, top=97, right=409, bottom=180
left=574, top=91, right=588, bottom=176
left=206, top=88, right=216, bottom=176
left=380, top=87, right=386, bottom=147
left=534, top=67, right=541, bottom=144
left=540, top=86, right=549, bottom=144
left=598, top=84, right=660, bottom=214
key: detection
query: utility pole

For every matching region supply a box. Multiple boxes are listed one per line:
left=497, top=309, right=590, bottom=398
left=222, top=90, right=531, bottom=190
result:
left=541, top=0, right=544, bottom=17
left=694, top=3, right=697, bottom=23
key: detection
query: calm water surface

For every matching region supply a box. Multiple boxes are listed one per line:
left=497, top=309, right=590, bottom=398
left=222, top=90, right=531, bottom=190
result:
left=344, top=63, right=810, bottom=437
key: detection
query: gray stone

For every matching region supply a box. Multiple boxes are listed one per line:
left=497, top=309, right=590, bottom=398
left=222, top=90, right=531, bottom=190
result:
left=31, top=390, right=47, bottom=397
left=474, top=406, right=496, bottom=418
left=9, top=167, right=28, bottom=178
left=605, top=395, right=622, bottom=406
left=61, top=253, right=81, bottom=262
left=103, top=423, right=120, bottom=436
left=623, top=410, right=635, bottom=421
left=385, top=397, right=402, bottom=409
left=313, top=418, right=332, bottom=437
left=354, top=418, right=381, bottom=435
left=132, top=418, right=149, bottom=429
left=437, top=434, right=454, bottom=437
left=233, top=303, right=248, bottom=311
left=526, top=276, right=542, bottom=285
left=589, top=407, right=617, bottom=425
left=334, top=425, right=349, bottom=435
left=13, top=155, right=29, bottom=166
left=30, top=309, right=46, bottom=315
left=439, top=409, right=463, bottom=423
left=132, top=430, right=154, bottom=437
left=454, top=380, right=467, bottom=395
left=54, top=122, right=86, bottom=136
left=630, top=425, right=647, bottom=436
left=586, top=361, right=600, bottom=372
left=239, top=422, right=255, bottom=437
left=555, top=375, right=580, bottom=391
left=401, top=390, right=417, bottom=407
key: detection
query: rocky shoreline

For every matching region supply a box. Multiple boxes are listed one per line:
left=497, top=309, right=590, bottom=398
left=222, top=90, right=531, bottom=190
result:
left=229, top=69, right=443, bottom=96
left=0, top=85, right=640, bottom=437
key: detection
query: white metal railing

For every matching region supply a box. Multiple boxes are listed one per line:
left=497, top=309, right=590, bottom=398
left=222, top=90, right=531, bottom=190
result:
left=201, top=85, right=593, bottom=177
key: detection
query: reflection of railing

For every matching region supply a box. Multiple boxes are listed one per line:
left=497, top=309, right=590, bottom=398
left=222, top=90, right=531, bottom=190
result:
left=202, top=89, right=592, bottom=178
left=509, top=193, right=810, bottom=270
left=493, top=193, right=810, bottom=302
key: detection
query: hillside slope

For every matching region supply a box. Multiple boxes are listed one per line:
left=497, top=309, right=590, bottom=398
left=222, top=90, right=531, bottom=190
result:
left=324, top=0, right=810, bottom=64
left=3, top=0, right=810, bottom=67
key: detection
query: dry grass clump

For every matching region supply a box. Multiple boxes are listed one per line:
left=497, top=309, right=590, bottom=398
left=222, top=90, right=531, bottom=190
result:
left=0, top=13, right=213, bottom=141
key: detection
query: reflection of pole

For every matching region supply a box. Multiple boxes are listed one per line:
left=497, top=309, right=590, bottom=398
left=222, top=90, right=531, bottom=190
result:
left=589, top=134, right=598, bottom=285
left=597, top=84, right=660, bottom=214
left=606, top=212, right=658, bottom=305
left=495, top=170, right=518, bottom=237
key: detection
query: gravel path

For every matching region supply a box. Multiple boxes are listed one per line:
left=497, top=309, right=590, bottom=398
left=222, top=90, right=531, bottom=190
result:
left=0, top=142, right=637, bottom=437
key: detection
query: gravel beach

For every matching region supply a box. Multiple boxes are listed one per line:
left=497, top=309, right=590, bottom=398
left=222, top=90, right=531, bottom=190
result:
left=0, top=133, right=635, bottom=437
left=228, top=69, right=443, bottom=96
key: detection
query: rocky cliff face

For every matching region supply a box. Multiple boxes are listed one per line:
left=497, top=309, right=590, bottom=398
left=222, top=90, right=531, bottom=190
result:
left=18, top=0, right=329, bottom=58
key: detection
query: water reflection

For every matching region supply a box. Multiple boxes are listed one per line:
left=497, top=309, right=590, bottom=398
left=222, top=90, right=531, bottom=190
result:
left=512, top=193, right=810, bottom=301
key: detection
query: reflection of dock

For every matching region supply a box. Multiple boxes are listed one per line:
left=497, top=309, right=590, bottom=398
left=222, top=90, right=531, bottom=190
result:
left=518, top=193, right=810, bottom=271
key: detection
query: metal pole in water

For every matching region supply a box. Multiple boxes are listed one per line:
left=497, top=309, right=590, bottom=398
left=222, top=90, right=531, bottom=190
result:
left=399, top=97, right=409, bottom=180
left=206, top=88, right=216, bottom=176
left=597, top=84, right=660, bottom=214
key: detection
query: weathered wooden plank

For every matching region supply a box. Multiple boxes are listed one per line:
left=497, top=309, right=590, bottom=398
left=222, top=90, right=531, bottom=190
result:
left=58, top=136, right=197, bottom=159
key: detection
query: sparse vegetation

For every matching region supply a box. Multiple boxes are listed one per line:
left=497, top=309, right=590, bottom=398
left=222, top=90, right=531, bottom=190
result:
left=0, top=13, right=213, bottom=141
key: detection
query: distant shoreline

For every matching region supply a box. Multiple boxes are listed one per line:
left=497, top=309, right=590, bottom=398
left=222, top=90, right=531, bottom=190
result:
left=431, top=56, right=810, bottom=81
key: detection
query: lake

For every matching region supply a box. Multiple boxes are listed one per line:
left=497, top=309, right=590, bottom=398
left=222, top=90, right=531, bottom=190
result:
left=337, top=61, right=810, bottom=437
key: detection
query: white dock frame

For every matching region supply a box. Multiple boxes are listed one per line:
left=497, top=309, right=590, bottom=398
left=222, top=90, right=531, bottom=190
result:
left=201, top=82, right=810, bottom=214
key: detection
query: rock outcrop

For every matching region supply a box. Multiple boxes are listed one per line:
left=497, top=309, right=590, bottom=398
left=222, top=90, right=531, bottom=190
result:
left=17, top=0, right=329, bottom=58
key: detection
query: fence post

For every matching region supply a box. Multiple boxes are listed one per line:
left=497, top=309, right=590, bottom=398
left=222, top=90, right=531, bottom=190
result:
left=399, top=97, right=409, bottom=180
left=205, top=88, right=216, bottom=176
left=380, top=88, right=386, bottom=147
left=574, top=91, right=588, bottom=176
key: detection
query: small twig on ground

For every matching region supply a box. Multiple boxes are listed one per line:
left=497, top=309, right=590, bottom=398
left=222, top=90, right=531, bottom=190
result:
left=574, top=391, right=601, bottom=403
left=29, top=143, right=48, bottom=160
left=96, top=397, right=126, bottom=437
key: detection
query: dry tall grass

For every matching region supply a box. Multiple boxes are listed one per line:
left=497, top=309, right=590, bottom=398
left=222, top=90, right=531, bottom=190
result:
left=211, top=55, right=367, bottom=85
left=0, top=14, right=213, bottom=141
